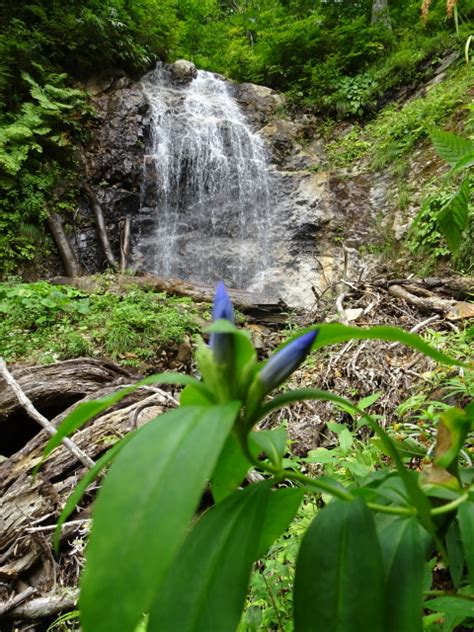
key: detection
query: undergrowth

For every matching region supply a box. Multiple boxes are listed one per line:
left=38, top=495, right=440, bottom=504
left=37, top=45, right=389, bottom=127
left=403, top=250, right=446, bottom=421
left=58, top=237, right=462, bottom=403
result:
left=240, top=325, right=473, bottom=632
left=326, top=63, right=472, bottom=171
left=0, top=280, right=203, bottom=367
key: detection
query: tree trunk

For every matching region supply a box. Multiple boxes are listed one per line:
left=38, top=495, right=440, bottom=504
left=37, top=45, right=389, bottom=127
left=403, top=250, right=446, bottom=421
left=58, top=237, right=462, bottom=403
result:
left=46, top=213, right=81, bottom=277
left=371, top=0, right=392, bottom=29
left=81, top=183, right=118, bottom=269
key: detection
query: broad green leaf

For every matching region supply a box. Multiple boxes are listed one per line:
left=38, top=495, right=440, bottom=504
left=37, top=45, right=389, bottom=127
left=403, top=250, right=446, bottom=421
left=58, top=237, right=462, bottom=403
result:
left=210, top=433, right=255, bottom=502
left=430, top=130, right=474, bottom=167
left=148, top=481, right=272, bottom=632
left=437, top=179, right=471, bottom=254
left=452, top=153, right=474, bottom=174
left=249, top=426, right=287, bottom=467
left=180, top=383, right=214, bottom=406
left=424, top=596, right=474, bottom=619
left=79, top=403, right=240, bottom=632
left=458, top=500, right=474, bottom=589
left=256, top=487, right=305, bottom=558
left=53, top=433, right=134, bottom=551
left=38, top=372, right=207, bottom=467
left=446, top=520, right=464, bottom=589
left=377, top=515, right=428, bottom=632
left=304, top=447, right=336, bottom=464
left=294, top=497, right=385, bottom=632
left=309, top=324, right=467, bottom=367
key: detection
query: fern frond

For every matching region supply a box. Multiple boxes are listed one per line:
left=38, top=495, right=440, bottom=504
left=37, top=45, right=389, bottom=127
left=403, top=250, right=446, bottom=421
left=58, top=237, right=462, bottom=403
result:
left=430, top=129, right=474, bottom=167
left=437, top=178, right=471, bottom=252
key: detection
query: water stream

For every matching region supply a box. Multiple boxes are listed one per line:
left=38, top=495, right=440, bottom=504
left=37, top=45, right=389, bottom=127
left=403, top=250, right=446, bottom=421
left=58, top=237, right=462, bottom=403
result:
left=134, top=63, right=275, bottom=290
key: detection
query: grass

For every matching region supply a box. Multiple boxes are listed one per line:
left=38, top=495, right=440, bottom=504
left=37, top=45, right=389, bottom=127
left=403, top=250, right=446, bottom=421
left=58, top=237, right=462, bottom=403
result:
left=0, top=278, right=204, bottom=367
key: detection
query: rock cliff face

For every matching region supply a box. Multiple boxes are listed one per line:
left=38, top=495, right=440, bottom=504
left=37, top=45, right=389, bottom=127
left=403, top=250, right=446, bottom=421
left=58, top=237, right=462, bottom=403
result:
left=76, top=62, right=392, bottom=306
left=74, top=74, right=149, bottom=271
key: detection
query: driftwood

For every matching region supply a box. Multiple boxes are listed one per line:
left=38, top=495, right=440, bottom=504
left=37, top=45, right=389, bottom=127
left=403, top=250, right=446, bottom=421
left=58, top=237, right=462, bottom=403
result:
left=50, top=273, right=291, bottom=324
left=0, top=356, right=176, bottom=628
left=387, top=283, right=474, bottom=320
left=47, top=213, right=81, bottom=277
left=81, top=183, right=118, bottom=270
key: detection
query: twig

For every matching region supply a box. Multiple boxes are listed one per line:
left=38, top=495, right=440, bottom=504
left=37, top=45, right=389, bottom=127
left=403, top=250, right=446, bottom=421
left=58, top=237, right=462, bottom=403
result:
left=335, top=292, right=347, bottom=323
left=0, top=358, right=94, bottom=470
left=388, top=314, right=441, bottom=349
left=25, top=519, right=91, bottom=534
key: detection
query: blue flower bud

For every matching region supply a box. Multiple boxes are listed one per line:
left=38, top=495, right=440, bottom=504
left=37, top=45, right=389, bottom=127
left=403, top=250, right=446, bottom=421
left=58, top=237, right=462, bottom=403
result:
left=259, top=330, right=318, bottom=392
left=210, top=281, right=234, bottom=365
left=212, top=281, right=234, bottom=323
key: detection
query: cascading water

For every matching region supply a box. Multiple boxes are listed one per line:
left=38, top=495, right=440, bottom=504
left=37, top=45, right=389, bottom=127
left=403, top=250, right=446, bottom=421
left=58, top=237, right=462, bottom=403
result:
left=134, top=63, right=275, bottom=290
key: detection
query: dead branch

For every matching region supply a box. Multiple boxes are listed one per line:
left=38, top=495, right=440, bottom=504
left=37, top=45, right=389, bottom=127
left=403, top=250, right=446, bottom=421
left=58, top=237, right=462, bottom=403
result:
left=0, top=587, right=37, bottom=617
left=0, top=359, right=94, bottom=470
left=3, top=589, right=79, bottom=620
left=388, top=284, right=474, bottom=320
left=47, top=213, right=82, bottom=277
left=81, top=183, right=118, bottom=269
left=0, top=358, right=134, bottom=420
left=120, top=216, right=132, bottom=271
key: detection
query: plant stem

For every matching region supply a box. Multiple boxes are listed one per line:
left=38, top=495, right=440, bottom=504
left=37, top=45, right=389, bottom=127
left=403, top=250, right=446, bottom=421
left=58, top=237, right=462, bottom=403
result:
left=430, top=492, right=470, bottom=515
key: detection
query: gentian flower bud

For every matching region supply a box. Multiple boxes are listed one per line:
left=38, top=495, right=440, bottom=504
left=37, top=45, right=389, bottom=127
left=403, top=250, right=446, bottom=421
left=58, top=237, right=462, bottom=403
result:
left=259, top=330, right=318, bottom=392
left=209, top=281, right=234, bottom=365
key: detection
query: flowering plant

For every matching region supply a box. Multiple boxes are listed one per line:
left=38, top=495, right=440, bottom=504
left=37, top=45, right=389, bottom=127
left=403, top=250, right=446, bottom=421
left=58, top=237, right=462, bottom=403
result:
left=43, top=283, right=473, bottom=632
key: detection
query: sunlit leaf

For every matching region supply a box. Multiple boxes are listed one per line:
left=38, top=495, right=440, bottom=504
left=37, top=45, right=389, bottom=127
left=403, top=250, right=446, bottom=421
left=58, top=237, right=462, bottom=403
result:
left=377, top=515, right=429, bottom=632
left=79, top=403, right=240, bottom=632
left=148, top=482, right=272, bottom=632
left=294, top=497, right=385, bottom=632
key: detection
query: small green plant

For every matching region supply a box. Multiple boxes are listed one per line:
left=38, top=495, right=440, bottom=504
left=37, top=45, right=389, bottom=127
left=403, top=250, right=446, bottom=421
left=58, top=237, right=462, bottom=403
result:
left=36, top=283, right=473, bottom=632
left=0, top=280, right=202, bottom=365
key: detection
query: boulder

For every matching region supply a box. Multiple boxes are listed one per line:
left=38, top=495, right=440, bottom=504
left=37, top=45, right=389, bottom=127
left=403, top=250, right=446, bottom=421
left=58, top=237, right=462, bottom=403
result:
left=233, top=82, right=285, bottom=127
left=170, top=59, right=197, bottom=84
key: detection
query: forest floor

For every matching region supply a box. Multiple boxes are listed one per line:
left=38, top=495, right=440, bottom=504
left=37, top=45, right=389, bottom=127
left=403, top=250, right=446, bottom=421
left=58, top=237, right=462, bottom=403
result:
left=0, top=271, right=472, bottom=630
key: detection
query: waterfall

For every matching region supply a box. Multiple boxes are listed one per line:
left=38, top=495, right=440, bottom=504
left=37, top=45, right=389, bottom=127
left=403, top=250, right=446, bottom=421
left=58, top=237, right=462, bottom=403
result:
left=134, top=63, right=274, bottom=289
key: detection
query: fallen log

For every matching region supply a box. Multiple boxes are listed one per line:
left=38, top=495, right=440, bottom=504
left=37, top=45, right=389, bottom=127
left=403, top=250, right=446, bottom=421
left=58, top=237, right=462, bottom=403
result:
left=0, top=378, right=175, bottom=622
left=50, top=273, right=291, bottom=324
left=388, top=284, right=474, bottom=320
left=0, top=358, right=134, bottom=422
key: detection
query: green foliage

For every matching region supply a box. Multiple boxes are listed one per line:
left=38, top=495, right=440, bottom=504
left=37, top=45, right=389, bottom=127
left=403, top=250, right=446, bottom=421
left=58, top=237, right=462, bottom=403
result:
left=43, top=284, right=473, bottom=632
left=429, top=128, right=474, bottom=255
left=408, top=117, right=474, bottom=267
left=0, top=280, right=201, bottom=365
left=328, top=64, right=472, bottom=169
left=0, top=71, right=89, bottom=273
